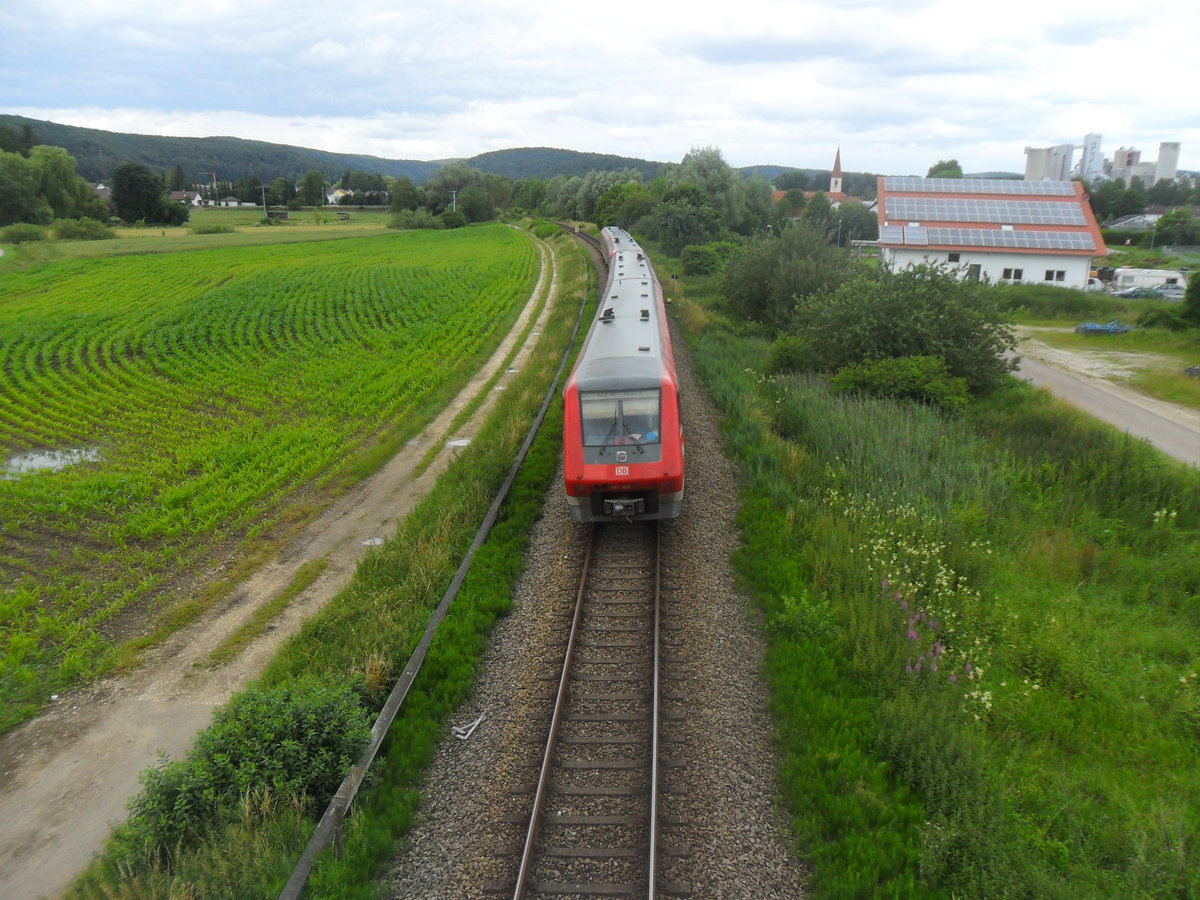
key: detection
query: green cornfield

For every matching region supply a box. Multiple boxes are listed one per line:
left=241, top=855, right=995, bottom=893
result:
left=0, top=225, right=539, bottom=730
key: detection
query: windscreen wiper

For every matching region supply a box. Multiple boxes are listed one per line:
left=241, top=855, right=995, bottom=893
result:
left=599, top=417, right=618, bottom=455
left=623, top=422, right=645, bottom=453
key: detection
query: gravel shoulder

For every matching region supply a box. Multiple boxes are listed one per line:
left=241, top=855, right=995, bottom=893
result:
left=381, top=321, right=808, bottom=898
left=0, top=234, right=559, bottom=900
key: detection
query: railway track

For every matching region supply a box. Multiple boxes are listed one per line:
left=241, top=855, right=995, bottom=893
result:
left=490, top=521, right=690, bottom=898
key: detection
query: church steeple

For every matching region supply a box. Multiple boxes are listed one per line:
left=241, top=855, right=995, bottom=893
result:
left=830, top=147, right=843, bottom=197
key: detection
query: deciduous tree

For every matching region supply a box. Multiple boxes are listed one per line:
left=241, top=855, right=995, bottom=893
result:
left=927, top=159, right=964, bottom=178
left=111, top=162, right=187, bottom=225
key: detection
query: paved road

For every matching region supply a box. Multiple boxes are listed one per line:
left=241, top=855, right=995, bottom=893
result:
left=1013, top=355, right=1200, bottom=467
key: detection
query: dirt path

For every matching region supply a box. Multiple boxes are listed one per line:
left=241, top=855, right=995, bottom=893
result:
left=0, top=231, right=561, bottom=900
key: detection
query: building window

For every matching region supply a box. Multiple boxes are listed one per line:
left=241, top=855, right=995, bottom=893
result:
left=1002, top=268, right=1024, bottom=282
left=948, top=252, right=960, bottom=262
left=1045, top=270, right=1065, bottom=282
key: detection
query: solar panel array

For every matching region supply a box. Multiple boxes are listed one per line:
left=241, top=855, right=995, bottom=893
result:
left=886, top=196, right=1087, bottom=226
left=878, top=225, right=1096, bottom=251
left=926, top=228, right=1096, bottom=251
left=884, top=177, right=1078, bottom=196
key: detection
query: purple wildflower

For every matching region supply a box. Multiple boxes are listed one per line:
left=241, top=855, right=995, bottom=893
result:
left=907, top=627, right=918, bottom=641
left=949, top=673, right=958, bottom=684
left=932, top=641, right=945, bottom=657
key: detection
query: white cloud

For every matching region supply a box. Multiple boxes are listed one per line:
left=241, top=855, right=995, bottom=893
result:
left=3, top=0, right=1198, bottom=174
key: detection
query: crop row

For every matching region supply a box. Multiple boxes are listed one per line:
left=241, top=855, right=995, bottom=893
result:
left=0, top=226, right=539, bottom=731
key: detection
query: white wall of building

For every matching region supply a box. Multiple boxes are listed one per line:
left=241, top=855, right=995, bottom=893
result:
left=882, top=248, right=1094, bottom=291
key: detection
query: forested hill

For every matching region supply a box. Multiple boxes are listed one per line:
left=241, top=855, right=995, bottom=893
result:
left=0, top=114, right=443, bottom=184
left=0, top=115, right=669, bottom=185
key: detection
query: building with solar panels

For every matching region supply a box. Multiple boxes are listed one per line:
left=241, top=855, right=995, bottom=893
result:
left=875, top=177, right=1108, bottom=291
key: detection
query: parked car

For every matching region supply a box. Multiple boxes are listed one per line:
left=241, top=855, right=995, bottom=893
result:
left=1113, top=286, right=1167, bottom=299
left=1155, top=285, right=1186, bottom=301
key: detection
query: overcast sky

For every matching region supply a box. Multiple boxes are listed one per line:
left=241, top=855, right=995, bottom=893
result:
left=2, top=0, right=1197, bottom=177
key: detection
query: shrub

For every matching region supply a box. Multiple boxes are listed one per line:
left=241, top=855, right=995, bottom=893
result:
left=830, top=355, right=970, bottom=413
left=529, top=219, right=560, bottom=239
left=389, top=208, right=442, bottom=230
left=438, top=209, right=467, bottom=229
left=722, top=224, right=863, bottom=329
left=52, top=217, right=114, bottom=241
left=1183, top=274, right=1200, bottom=326
left=768, top=334, right=816, bottom=374
left=681, top=244, right=722, bottom=275
left=992, top=282, right=1115, bottom=320
left=118, top=679, right=372, bottom=857
left=191, top=223, right=236, bottom=235
left=796, top=264, right=1017, bottom=395
left=1, top=223, right=48, bottom=243
left=1135, top=306, right=1188, bottom=331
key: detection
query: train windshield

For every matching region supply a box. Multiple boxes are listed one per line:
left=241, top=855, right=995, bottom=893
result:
left=579, top=389, right=662, bottom=449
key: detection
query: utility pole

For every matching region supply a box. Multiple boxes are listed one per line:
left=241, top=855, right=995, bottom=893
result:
left=260, top=184, right=269, bottom=219
left=202, top=172, right=217, bottom=205
left=450, top=190, right=457, bottom=212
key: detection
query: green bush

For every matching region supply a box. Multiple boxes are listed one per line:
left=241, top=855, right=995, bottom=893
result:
left=389, top=207, right=442, bottom=230
left=438, top=209, right=467, bottom=229
left=52, top=217, right=115, bottom=241
left=768, top=334, right=816, bottom=374
left=1135, top=306, right=1188, bottom=331
left=993, top=282, right=1116, bottom=320
left=681, top=244, right=722, bottom=275
left=191, top=223, right=236, bottom=235
left=529, top=220, right=560, bottom=239
left=796, top=264, right=1017, bottom=395
left=1, top=223, right=48, bottom=243
left=117, top=679, right=371, bottom=858
left=831, top=355, right=970, bottom=413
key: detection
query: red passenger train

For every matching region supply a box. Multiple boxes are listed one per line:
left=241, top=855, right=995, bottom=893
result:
left=563, top=227, right=684, bottom=521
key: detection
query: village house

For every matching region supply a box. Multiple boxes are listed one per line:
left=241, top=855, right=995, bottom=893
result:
left=875, top=176, right=1107, bottom=290
left=168, top=190, right=205, bottom=207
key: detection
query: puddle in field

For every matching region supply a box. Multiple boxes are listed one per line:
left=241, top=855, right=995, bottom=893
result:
left=4, top=446, right=103, bottom=478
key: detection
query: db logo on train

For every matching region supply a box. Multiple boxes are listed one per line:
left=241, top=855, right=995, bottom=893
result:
left=614, top=466, right=630, bottom=476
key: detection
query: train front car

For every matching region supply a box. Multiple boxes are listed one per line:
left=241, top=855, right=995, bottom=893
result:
left=563, top=227, right=684, bottom=522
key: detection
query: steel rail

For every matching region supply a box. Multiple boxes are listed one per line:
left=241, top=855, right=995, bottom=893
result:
left=647, top=522, right=662, bottom=898
left=511, top=521, right=663, bottom=898
left=511, top=524, right=597, bottom=898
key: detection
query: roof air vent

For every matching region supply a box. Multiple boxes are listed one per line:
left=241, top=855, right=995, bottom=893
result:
left=641, top=309, right=650, bottom=320
left=639, top=346, right=651, bottom=352
left=600, top=307, right=615, bottom=322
